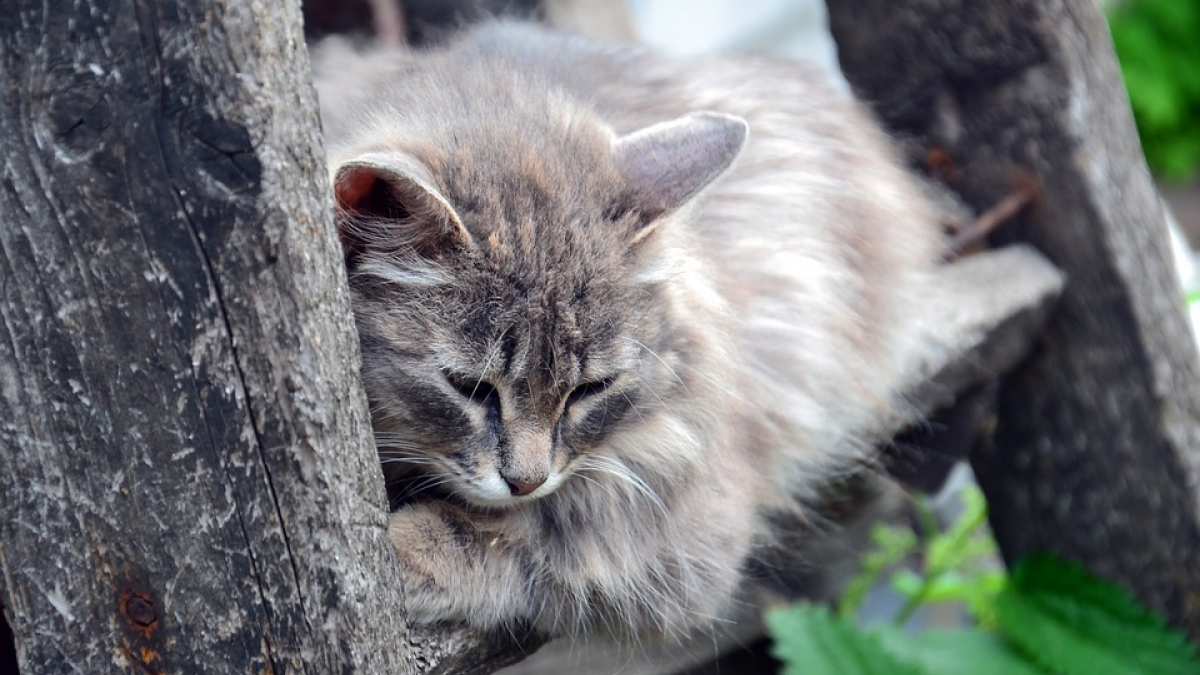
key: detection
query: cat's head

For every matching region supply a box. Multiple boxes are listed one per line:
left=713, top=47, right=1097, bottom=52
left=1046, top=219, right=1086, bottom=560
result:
left=330, top=111, right=746, bottom=508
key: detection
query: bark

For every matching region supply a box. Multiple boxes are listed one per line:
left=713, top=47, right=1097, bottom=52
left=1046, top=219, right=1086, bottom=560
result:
left=0, top=1, right=536, bottom=672
left=829, top=0, right=1200, bottom=640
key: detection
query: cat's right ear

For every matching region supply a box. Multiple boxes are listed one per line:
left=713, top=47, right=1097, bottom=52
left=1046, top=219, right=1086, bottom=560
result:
left=332, top=153, right=472, bottom=261
left=613, top=112, right=748, bottom=242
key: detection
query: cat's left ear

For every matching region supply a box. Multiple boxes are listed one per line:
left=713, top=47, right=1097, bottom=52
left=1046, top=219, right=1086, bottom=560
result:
left=332, top=152, right=473, bottom=261
left=613, top=111, right=748, bottom=241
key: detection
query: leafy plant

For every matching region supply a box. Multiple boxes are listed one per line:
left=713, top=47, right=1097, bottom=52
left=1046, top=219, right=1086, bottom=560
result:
left=1108, top=0, right=1200, bottom=181
left=996, top=555, right=1199, bottom=675
left=885, top=488, right=1004, bottom=628
left=768, top=605, right=922, bottom=675
left=766, top=487, right=1200, bottom=674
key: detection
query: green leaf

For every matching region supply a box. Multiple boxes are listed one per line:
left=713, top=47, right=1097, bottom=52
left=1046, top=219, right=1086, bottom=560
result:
left=994, top=555, right=1200, bottom=675
left=875, top=627, right=1047, bottom=675
left=766, top=604, right=925, bottom=675
left=890, top=568, right=924, bottom=599
left=891, top=486, right=1004, bottom=626
left=912, top=572, right=979, bottom=604
left=838, top=523, right=918, bottom=617
left=925, top=488, right=994, bottom=573
left=1108, top=0, right=1200, bottom=180
left=959, top=570, right=1006, bottom=630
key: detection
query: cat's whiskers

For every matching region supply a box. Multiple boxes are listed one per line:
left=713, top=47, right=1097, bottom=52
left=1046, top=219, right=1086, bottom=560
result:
left=619, top=389, right=646, bottom=422
left=375, top=437, right=428, bottom=455
left=378, top=456, right=432, bottom=466
left=368, top=405, right=414, bottom=430
left=568, top=467, right=620, bottom=502
left=395, top=472, right=456, bottom=499
left=627, top=371, right=673, bottom=415
left=578, top=454, right=724, bottom=637
left=574, top=455, right=670, bottom=524
left=625, top=335, right=749, bottom=406
left=374, top=434, right=425, bottom=449
left=623, top=337, right=687, bottom=392
left=375, top=444, right=425, bottom=455
left=372, top=430, right=418, bottom=439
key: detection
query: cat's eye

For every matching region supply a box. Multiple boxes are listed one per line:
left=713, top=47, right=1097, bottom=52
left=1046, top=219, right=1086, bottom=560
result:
left=445, top=372, right=497, bottom=405
left=566, top=376, right=617, bottom=408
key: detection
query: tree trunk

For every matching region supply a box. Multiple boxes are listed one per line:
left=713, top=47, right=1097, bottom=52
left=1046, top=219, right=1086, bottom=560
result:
left=829, top=0, right=1200, bottom=640
left=0, top=0, right=497, bottom=672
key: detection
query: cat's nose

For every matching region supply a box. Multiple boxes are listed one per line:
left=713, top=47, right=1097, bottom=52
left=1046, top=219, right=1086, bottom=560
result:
left=504, top=475, right=546, bottom=496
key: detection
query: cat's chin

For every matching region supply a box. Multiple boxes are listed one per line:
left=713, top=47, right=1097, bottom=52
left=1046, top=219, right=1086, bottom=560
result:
left=455, top=491, right=549, bottom=510
left=456, top=470, right=569, bottom=508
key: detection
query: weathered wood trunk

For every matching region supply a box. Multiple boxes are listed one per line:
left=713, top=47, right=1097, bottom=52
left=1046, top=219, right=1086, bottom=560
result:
left=828, top=0, right=1200, bottom=639
left=0, top=0, right=421, bottom=672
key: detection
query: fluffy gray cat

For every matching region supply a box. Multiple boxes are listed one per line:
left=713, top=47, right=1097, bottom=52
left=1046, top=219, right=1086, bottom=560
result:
left=314, top=22, right=938, bottom=643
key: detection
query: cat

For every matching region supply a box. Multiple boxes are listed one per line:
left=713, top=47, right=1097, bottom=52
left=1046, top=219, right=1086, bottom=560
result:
left=313, top=21, right=939, bottom=643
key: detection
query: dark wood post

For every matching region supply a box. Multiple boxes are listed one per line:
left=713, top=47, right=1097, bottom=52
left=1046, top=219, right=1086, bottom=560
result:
left=828, top=0, right=1200, bottom=639
left=0, top=0, right=423, bottom=672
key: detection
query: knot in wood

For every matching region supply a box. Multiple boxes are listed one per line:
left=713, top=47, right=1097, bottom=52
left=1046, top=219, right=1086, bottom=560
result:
left=40, top=68, right=113, bottom=160
left=122, top=592, right=157, bottom=628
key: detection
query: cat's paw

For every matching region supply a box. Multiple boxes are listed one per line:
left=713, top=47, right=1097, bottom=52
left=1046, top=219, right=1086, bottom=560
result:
left=387, top=504, right=475, bottom=624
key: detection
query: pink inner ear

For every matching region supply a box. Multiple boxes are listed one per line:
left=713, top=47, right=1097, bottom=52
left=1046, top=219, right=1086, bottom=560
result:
left=334, top=166, right=380, bottom=213
left=331, top=159, right=474, bottom=258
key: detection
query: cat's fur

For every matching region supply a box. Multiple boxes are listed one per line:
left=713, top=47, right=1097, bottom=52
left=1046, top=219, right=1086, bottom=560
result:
left=314, top=22, right=939, bottom=641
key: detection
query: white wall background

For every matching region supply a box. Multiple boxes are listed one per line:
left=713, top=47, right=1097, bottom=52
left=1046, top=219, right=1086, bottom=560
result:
left=629, top=0, right=838, bottom=70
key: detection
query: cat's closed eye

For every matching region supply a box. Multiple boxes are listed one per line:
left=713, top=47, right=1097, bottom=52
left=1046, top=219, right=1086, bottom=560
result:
left=444, top=372, right=498, bottom=406
left=566, top=376, right=617, bottom=409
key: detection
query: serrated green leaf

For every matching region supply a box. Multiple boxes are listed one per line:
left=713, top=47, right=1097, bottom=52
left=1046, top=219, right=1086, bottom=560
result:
left=995, top=555, right=1200, bottom=675
left=875, top=627, right=1047, bottom=675
left=766, top=604, right=925, bottom=675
